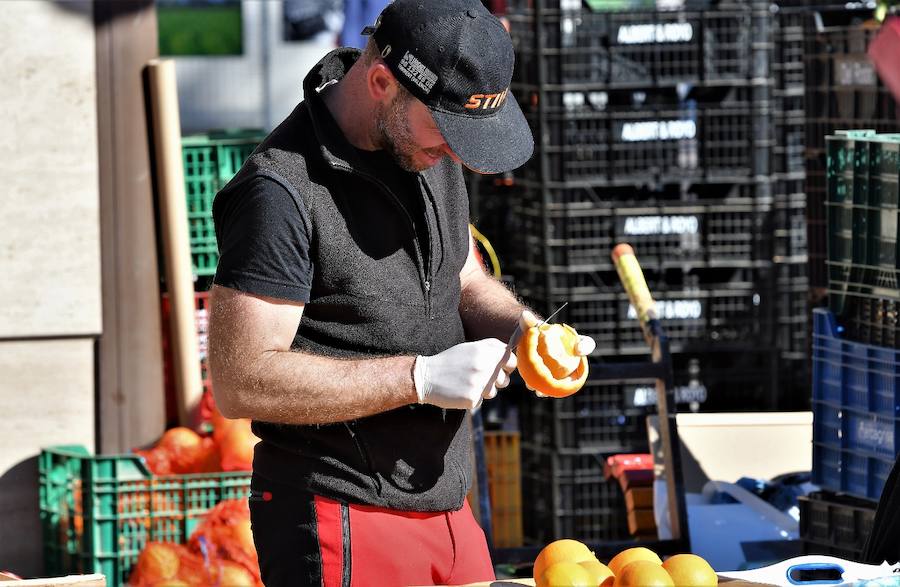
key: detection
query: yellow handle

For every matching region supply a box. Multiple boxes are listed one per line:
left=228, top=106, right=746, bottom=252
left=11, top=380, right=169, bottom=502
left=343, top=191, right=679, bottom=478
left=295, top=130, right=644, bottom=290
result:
left=611, top=244, right=657, bottom=324
left=470, top=224, right=502, bottom=279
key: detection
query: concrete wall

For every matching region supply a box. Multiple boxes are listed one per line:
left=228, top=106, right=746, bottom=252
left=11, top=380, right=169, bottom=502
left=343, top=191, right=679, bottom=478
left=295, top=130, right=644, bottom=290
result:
left=0, top=0, right=99, bottom=576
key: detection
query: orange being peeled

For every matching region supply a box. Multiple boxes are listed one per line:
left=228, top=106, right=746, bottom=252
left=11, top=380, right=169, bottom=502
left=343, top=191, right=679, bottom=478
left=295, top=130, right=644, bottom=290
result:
left=539, top=561, right=594, bottom=587
left=662, top=553, right=717, bottom=586
left=533, top=539, right=595, bottom=583
left=614, top=560, right=674, bottom=587
left=607, top=546, right=662, bottom=576
left=517, top=323, right=588, bottom=397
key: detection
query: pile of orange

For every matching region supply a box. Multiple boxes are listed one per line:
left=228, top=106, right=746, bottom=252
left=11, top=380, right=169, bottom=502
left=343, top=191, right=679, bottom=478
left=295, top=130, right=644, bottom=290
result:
left=533, top=541, right=717, bottom=587
left=517, top=322, right=588, bottom=397
left=533, top=539, right=612, bottom=587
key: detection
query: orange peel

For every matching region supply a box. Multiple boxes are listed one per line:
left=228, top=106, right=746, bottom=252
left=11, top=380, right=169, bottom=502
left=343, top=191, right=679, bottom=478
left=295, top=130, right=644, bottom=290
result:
left=517, top=322, right=588, bottom=398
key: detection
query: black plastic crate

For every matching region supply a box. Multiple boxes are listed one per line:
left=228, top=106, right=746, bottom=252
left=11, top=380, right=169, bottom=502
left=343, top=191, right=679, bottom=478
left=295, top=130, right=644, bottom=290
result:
left=825, top=132, right=900, bottom=307
left=520, top=444, right=631, bottom=545
left=807, top=164, right=828, bottom=290
left=506, top=0, right=760, bottom=9
left=773, top=180, right=808, bottom=259
left=774, top=261, right=810, bottom=361
left=518, top=351, right=783, bottom=453
left=507, top=6, right=768, bottom=88
left=799, top=490, right=877, bottom=560
left=519, top=378, right=654, bottom=451
left=512, top=197, right=774, bottom=272
left=671, top=349, right=783, bottom=410
left=840, top=296, right=900, bottom=350
left=806, top=87, right=900, bottom=131
left=803, top=9, right=900, bottom=293
left=774, top=9, right=808, bottom=93
left=510, top=179, right=764, bottom=209
left=775, top=110, right=806, bottom=176
left=518, top=269, right=774, bottom=355
left=805, top=11, right=883, bottom=91
left=618, top=351, right=782, bottom=412
left=517, top=85, right=772, bottom=184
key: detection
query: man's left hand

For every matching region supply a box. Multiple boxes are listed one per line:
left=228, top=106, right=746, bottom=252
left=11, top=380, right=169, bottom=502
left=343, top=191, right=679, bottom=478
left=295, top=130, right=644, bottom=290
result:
left=517, top=309, right=595, bottom=397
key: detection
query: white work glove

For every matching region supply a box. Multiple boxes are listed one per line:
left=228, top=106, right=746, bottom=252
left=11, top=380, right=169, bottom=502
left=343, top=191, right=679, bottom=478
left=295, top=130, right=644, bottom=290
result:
left=518, top=310, right=596, bottom=398
left=414, top=339, right=518, bottom=410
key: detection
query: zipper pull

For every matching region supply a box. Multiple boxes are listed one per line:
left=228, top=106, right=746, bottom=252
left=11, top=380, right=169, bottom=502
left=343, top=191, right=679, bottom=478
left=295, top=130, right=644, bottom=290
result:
left=424, top=280, right=431, bottom=292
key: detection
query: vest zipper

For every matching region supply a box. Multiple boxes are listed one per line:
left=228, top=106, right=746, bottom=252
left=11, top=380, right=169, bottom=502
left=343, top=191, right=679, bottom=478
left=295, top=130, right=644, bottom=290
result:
left=334, top=163, right=433, bottom=313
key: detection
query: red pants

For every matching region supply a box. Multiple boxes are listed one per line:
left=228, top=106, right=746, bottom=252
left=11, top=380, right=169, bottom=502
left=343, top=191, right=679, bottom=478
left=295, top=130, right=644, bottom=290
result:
left=249, top=476, right=495, bottom=586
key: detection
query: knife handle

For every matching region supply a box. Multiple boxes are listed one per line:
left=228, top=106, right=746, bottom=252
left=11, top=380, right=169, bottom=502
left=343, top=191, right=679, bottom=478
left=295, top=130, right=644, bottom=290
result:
left=611, top=244, right=657, bottom=325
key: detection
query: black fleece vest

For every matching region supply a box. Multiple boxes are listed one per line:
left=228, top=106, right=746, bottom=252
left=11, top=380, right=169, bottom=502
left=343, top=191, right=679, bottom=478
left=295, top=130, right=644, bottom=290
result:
left=214, top=49, right=472, bottom=511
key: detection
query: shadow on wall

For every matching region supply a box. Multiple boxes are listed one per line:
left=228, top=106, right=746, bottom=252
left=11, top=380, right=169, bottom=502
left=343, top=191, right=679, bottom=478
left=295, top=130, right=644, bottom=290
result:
left=0, top=457, right=44, bottom=578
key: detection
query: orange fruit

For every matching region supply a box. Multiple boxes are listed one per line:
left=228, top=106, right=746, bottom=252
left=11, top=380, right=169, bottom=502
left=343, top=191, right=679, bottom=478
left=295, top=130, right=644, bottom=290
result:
left=533, top=539, right=595, bottom=583
left=134, top=542, right=181, bottom=582
left=614, top=560, right=674, bottom=587
left=662, top=553, right=717, bottom=587
left=578, top=558, right=614, bottom=584
left=538, top=324, right=582, bottom=377
left=217, top=560, right=258, bottom=586
left=517, top=323, right=589, bottom=397
left=607, top=546, right=662, bottom=576
left=218, top=417, right=258, bottom=471
left=539, top=561, right=594, bottom=587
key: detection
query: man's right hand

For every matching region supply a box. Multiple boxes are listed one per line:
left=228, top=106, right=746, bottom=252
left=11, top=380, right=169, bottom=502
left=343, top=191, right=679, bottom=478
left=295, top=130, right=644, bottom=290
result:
left=413, top=339, right=517, bottom=410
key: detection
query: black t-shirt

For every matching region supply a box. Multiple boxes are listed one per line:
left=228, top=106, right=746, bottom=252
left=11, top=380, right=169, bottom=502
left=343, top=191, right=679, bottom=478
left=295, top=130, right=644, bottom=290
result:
left=213, top=148, right=428, bottom=302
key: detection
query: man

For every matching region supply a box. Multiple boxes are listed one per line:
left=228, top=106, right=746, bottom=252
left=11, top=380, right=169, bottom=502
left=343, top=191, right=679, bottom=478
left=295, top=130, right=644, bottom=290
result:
left=208, top=0, right=594, bottom=585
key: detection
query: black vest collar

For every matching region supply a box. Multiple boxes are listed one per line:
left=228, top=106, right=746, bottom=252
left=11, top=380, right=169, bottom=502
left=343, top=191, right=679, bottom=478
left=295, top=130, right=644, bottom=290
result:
left=301, top=48, right=444, bottom=190
left=302, top=48, right=369, bottom=174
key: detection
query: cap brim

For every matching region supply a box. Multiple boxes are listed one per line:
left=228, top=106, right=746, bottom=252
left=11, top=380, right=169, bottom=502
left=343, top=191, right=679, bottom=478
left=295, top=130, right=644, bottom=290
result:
left=430, top=94, right=534, bottom=174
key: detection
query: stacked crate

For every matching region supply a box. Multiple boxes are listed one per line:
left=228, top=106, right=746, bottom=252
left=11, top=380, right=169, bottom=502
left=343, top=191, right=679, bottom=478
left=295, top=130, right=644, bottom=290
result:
left=773, top=7, right=811, bottom=401
left=803, top=9, right=900, bottom=294
left=825, top=130, right=900, bottom=353
left=158, top=130, right=266, bottom=424
left=503, top=0, right=798, bottom=545
left=39, top=446, right=251, bottom=585
left=802, top=130, right=900, bottom=556
left=180, top=129, right=266, bottom=279
left=799, top=491, right=876, bottom=560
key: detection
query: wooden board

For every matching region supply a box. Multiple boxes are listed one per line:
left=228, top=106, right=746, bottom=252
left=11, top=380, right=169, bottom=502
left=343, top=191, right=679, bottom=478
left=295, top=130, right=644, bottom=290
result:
left=625, top=486, right=654, bottom=510
left=0, top=574, right=105, bottom=586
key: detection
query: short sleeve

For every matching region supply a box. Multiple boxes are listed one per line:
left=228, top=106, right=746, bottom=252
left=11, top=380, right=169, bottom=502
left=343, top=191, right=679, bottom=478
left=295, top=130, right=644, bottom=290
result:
left=212, top=176, right=313, bottom=302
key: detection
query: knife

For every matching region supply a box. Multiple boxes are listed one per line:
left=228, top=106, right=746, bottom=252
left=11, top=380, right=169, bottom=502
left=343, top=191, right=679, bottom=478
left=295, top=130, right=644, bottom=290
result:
left=505, top=302, right=569, bottom=352
left=480, top=302, right=570, bottom=404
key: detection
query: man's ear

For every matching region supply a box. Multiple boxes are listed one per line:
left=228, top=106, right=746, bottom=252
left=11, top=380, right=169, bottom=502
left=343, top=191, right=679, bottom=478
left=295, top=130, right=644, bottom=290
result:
left=367, top=62, right=398, bottom=103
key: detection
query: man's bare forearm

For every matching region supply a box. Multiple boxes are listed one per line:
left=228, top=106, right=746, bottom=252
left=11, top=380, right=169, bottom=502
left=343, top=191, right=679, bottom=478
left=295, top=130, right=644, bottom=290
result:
left=212, top=348, right=417, bottom=425
left=459, top=272, right=530, bottom=342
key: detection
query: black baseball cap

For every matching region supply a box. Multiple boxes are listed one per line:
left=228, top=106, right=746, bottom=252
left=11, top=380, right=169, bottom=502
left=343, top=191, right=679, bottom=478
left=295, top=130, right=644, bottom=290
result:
left=361, top=0, right=534, bottom=174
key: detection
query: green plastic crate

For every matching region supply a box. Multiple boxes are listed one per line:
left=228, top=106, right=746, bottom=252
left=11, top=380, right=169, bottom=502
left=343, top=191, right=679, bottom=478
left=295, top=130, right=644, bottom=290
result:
left=39, top=445, right=250, bottom=587
left=826, top=130, right=900, bottom=315
left=181, top=129, right=266, bottom=277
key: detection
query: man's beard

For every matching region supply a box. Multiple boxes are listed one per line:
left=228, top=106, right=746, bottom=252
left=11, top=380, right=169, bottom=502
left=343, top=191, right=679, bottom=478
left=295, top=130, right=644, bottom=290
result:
left=373, top=94, right=433, bottom=172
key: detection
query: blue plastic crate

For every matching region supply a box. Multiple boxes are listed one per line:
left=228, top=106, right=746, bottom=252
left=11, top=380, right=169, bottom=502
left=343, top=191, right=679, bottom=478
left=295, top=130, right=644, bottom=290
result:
left=812, top=443, right=842, bottom=491
left=843, top=450, right=893, bottom=500
left=812, top=400, right=842, bottom=446
left=812, top=308, right=900, bottom=500
left=813, top=309, right=900, bottom=416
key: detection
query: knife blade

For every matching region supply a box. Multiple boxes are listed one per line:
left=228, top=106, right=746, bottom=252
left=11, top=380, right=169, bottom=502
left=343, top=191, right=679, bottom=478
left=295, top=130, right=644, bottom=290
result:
left=507, top=301, right=569, bottom=350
